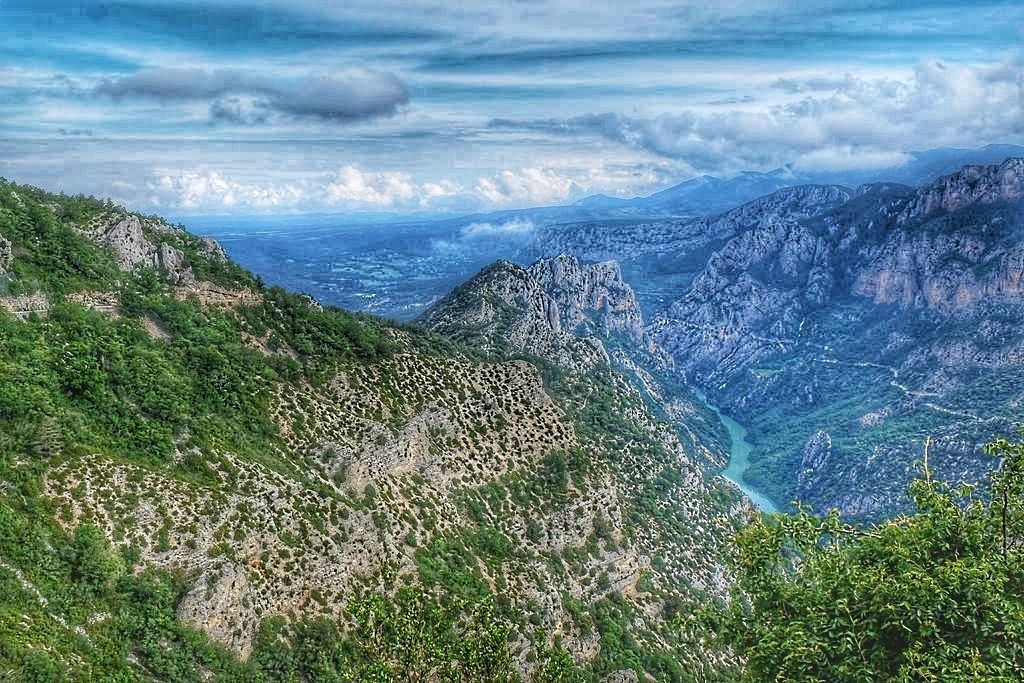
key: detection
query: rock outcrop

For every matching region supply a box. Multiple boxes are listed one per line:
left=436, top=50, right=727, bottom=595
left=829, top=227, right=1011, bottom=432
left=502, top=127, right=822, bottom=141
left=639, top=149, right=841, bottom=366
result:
left=80, top=214, right=195, bottom=284
left=896, top=157, right=1024, bottom=223
left=75, top=213, right=230, bottom=287
left=0, top=233, right=11, bottom=275
left=796, top=431, right=833, bottom=499
left=197, top=235, right=229, bottom=263
left=420, top=254, right=659, bottom=371
left=527, top=254, right=647, bottom=344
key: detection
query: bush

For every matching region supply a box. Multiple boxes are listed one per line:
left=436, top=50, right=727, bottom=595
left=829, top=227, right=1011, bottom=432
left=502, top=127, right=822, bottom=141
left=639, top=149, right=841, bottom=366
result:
left=724, top=437, right=1024, bottom=681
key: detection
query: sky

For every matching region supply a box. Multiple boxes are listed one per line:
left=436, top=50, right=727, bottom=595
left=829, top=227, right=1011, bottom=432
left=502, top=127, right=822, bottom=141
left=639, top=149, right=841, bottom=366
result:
left=1, top=0, right=1023, bottom=214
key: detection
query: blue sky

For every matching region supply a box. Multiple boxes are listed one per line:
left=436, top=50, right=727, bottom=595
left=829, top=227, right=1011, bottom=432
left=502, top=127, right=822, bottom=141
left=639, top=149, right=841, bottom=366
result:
left=1, top=0, right=1023, bottom=214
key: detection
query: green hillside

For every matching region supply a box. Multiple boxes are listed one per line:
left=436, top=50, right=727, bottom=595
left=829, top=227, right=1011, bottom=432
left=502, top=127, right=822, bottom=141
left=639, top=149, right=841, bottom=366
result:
left=0, top=181, right=743, bottom=681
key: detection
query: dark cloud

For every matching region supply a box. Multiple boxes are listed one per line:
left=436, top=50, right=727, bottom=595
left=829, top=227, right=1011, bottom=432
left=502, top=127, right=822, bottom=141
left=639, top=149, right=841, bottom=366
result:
left=95, top=68, right=251, bottom=99
left=96, top=67, right=409, bottom=123
left=209, top=96, right=273, bottom=125
left=271, top=72, right=408, bottom=121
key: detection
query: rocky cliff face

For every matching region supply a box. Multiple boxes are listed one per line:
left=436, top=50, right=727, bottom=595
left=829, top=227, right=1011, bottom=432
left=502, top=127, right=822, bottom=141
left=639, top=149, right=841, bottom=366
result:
left=527, top=254, right=646, bottom=343
left=531, top=184, right=852, bottom=268
left=657, top=161, right=1024, bottom=373
left=78, top=213, right=196, bottom=284
left=650, top=159, right=1024, bottom=518
left=797, top=431, right=833, bottom=500
left=895, top=157, right=1024, bottom=223
left=420, top=254, right=660, bottom=372
left=0, top=233, right=11, bottom=275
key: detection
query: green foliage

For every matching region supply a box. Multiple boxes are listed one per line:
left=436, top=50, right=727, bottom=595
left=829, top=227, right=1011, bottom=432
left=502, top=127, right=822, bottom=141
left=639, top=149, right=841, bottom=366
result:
left=247, top=287, right=397, bottom=368
left=0, top=182, right=123, bottom=295
left=0, top=295, right=276, bottom=465
left=725, top=437, right=1024, bottom=681
left=251, top=586, right=585, bottom=682
left=69, top=524, right=125, bottom=598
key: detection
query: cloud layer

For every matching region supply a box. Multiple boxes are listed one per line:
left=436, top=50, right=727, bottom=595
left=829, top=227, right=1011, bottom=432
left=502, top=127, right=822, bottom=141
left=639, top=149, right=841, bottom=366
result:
left=141, top=165, right=587, bottom=213
left=490, top=58, right=1024, bottom=176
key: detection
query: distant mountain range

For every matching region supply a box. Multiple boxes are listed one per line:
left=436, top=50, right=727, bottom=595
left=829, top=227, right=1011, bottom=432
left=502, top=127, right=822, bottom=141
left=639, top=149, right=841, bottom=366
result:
left=406, top=144, right=1024, bottom=235
left=184, top=147, right=1024, bottom=523
left=568, top=144, right=1024, bottom=219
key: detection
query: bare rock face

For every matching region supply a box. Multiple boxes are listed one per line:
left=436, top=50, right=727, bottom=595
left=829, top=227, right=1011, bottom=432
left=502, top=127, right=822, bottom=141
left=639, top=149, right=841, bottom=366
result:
left=420, top=254, right=658, bottom=372
left=896, top=157, right=1024, bottom=223
left=651, top=158, right=1024, bottom=519
left=852, top=224, right=1024, bottom=312
left=177, top=561, right=252, bottom=656
left=527, top=254, right=647, bottom=344
left=658, top=159, right=1024, bottom=378
left=849, top=159, right=1024, bottom=312
left=0, top=233, right=11, bottom=275
left=197, top=235, right=229, bottom=263
left=82, top=214, right=197, bottom=284
left=101, top=215, right=155, bottom=271
left=158, top=242, right=194, bottom=284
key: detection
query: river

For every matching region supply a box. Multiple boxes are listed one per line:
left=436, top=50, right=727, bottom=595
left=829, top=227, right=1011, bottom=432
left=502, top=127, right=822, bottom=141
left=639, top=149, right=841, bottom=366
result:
left=693, top=388, right=780, bottom=513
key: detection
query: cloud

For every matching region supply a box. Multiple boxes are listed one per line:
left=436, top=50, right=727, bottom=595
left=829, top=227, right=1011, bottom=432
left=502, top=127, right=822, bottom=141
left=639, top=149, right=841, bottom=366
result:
left=95, top=68, right=246, bottom=99
left=96, top=67, right=409, bottom=123
left=460, top=218, right=535, bottom=238
left=209, top=96, right=273, bottom=125
left=325, top=166, right=420, bottom=206
left=473, top=168, right=576, bottom=206
left=324, top=166, right=581, bottom=210
left=146, top=169, right=306, bottom=210
left=489, top=58, right=1024, bottom=176
left=58, top=128, right=94, bottom=137
left=323, top=166, right=577, bottom=209
left=272, top=73, right=408, bottom=121
left=129, top=161, right=640, bottom=213
left=791, top=147, right=911, bottom=173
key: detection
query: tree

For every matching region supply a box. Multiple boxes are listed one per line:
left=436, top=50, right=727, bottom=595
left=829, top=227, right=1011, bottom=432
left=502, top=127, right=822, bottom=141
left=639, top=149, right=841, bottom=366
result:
left=723, top=437, right=1024, bottom=681
left=69, top=523, right=125, bottom=598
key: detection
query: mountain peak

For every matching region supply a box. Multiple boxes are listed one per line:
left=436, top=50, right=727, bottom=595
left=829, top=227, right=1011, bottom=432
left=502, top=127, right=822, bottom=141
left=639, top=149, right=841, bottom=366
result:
left=420, top=253, right=655, bottom=371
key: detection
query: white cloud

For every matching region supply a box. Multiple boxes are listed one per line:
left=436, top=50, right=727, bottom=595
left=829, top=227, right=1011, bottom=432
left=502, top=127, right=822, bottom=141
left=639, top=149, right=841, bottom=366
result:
left=321, top=165, right=584, bottom=211
left=791, top=147, right=911, bottom=174
left=492, top=57, right=1024, bottom=176
left=146, top=169, right=305, bottom=210
left=473, top=168, right=576, bottom=206
left=461, top=218, right=535, bottom=238
left=136, top=164, right=623, bottom=213
left=325, top=166, right=419, bottom=207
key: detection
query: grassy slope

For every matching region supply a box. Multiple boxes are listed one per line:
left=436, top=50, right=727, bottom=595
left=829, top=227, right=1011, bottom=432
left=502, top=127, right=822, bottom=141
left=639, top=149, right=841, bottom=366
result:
left=0, top=181, right=741, bottom=681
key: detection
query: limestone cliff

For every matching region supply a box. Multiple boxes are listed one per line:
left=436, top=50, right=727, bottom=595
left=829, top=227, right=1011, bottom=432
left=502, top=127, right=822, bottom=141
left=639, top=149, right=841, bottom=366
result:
left=650, top=159, right=1024, bottom=518
left=420, top=254, right=660, bottom=372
